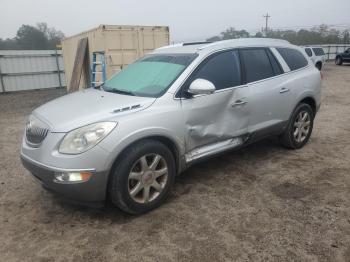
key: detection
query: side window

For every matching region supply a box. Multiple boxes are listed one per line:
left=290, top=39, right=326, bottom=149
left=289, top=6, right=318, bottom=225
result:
left=190, top=50, right=241, bottom=90
left=277, top=48, right=308, bottom=71
left=240, top=48, right=275, bottom=83
left=305, top=48, right=313, bottom=57
left=312, top=48, right=325, bottom=56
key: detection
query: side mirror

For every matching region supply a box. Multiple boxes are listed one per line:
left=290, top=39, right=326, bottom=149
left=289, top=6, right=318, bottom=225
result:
left=188, top=79, right=216, bottom=95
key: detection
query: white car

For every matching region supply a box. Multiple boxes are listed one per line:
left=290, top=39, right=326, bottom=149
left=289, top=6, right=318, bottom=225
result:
left=303, top=47, right=326, bottom=70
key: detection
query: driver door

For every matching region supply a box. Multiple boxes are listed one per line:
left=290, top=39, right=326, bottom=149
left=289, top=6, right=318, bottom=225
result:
left=179, top=50, right=250, bottom=155
left=344, top=48, right=350, bottom=62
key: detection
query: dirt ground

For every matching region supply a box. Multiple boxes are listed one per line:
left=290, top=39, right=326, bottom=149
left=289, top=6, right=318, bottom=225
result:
left=0, top=63, right=349, bottom=262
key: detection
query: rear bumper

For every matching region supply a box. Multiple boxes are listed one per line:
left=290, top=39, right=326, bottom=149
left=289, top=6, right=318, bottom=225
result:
left=21, top=154, right=108, bottom=207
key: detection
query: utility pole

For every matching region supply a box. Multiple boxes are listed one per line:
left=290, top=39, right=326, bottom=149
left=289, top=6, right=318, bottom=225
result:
left=263, top=13, right=271, bottom=36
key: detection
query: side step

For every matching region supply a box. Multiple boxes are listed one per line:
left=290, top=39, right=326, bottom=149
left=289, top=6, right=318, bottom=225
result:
left=185, top=136, right=247, bottom=163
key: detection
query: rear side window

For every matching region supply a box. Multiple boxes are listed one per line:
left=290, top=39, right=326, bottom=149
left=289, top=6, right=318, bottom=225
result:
left=240, top=49, right=275, bottom=83
left=312, top=48, right=325, bottom=56
left=190, top=50, right=241, bottom=90
left=305, top=48, right=313, bottom=57
left=277, top=48, right=308, bottom=71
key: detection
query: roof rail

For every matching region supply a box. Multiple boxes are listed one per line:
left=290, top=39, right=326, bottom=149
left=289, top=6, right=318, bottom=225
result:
left=198, top=38, right=291, bottom=50
left=183, top=41, right=212, bottom=46
left=156, top=41, right=213, bottom=50
left=156, top=43, right=184, bottom=50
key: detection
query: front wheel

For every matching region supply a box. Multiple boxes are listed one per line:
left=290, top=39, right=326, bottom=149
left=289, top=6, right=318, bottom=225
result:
left=335, top=57, right=343, bottom=65
left=280, top=103, right=314, bottom=149
left=109, top=139, right=175, bottom=214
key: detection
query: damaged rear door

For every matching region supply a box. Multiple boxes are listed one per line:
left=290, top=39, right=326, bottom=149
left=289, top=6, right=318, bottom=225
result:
left=179, top=50, right=250, bottom=157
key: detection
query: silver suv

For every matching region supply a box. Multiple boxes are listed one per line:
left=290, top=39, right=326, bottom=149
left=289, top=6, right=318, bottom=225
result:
left=21, top=38, right=321, bottom=214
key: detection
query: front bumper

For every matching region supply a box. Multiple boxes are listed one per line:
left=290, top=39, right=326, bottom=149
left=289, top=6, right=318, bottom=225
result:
left=21, top=154, right=108, bottom=207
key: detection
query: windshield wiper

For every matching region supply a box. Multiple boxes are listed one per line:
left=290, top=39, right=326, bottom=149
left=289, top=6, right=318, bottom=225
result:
left=94, top=84, right=104, bottom=91
left=104, top=88, right=136, bottom=96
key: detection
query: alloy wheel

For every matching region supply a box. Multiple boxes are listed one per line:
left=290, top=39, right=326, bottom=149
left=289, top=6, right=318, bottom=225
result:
left=128, top=154, right=168, bottom=204
left=293, top=111, right=311, bottom=143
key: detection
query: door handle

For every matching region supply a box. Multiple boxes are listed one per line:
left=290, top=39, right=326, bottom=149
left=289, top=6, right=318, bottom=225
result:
left=279, top=87, right=290, bottom=94
left=232, top=100, right=247, bottom=107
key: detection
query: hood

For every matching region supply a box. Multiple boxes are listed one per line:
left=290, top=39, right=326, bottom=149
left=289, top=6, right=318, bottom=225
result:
left=33, top=88, right=156, bottom=132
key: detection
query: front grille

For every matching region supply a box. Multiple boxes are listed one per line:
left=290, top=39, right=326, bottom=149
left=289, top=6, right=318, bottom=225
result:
left=25, top=120, right=49, bottom=147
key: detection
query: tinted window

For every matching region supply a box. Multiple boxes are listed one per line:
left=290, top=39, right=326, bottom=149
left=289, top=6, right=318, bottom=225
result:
left=190, top=50, right=241, bottom=90
left=240, top=49, right=275, bottom=83
left=277, top=48, right=308, bottom=71
left=305, top=48, right=313, bottom=57
left=312, top=48, right=325, bottom=56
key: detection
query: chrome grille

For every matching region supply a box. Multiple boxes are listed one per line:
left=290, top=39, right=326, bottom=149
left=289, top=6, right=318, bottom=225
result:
left=25, top=118, right=49, bottom=147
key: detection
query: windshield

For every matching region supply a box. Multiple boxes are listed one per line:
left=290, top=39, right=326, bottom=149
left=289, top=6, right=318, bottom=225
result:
left=103, top=53, right=197, bottom=97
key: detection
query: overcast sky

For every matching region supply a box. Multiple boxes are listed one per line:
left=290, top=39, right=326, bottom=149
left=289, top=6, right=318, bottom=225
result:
left=1, top=0, right=349, bottom=42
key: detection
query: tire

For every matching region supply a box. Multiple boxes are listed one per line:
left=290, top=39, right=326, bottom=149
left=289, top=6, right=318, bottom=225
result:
left=335, top=57, right=343, bottom=65
left=109, top=139, right=175, bottom=214
left=280, top=103, right=314, bottom=149
left=315, top=62, right=322, bottom=71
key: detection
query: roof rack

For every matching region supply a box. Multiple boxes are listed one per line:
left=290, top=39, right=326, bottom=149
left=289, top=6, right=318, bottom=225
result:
left=156, top=41, right=212, bottom=50
left=155, top=38, right=292, bottom=52
left=198, top=38, right=291, bottom=50
left=182, top=41, right=212, bottom=46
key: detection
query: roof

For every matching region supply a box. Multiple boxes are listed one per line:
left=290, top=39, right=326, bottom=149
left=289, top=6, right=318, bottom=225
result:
left=63, top=24, right=169, bottom=41
left=153, top=38, right=293, bottom=54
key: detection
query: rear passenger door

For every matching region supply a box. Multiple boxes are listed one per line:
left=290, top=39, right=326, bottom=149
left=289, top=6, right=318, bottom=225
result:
left=239, top=48, right=292, bottom=137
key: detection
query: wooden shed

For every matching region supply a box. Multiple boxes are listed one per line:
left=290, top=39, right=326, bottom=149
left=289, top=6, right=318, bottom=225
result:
left=61, top=25, right=170, bottom=91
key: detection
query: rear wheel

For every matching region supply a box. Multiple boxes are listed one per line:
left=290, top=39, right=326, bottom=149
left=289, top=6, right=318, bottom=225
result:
left=280, top=103, right=314, bottom=149
left=315, top=62, right=322, bottom=71
left=109, top=139, right=175, bottom=214
left=335, top=57, right=343, bottom=65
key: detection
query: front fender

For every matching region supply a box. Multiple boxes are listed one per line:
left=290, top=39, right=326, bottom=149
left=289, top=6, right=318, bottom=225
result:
left=99, top=126, right=185, bottom=172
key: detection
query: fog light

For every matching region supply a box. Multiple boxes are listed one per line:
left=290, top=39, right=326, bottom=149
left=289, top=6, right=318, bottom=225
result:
left=54, top=171, right=92, bottom=183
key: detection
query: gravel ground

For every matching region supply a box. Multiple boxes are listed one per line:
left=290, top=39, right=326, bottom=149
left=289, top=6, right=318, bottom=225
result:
left=0, top=64, right=349, bottom=262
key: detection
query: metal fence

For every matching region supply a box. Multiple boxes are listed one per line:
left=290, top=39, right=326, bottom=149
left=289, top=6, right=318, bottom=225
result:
left=0, top=45, right=348, bottom=93
left=307, top=44, right=350, bottom=60
left=0, top=50, right=66, bottom=93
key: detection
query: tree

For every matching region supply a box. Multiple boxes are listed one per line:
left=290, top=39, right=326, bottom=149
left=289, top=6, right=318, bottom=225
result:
left=207, top=36, right=221, bottom=42
left=16, top=25, right=49, bottom=49
left=221, top=27, right=250, bottom=40
left=0, top=38, right=18, bottom=49
left=206, top=27, right=250, bottom=41
left=206, top=25, right=350, bottom=45
left=254, top=32, right=264, bottom=38
left=343, top=30, right=350, bottom=44
left=37, top=22, right=65, bottom=49
left=0, top=23, right=65, bottom=50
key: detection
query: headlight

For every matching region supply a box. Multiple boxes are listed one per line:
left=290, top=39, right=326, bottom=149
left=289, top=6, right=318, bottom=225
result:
left=59, top=122, right=117, bottom=154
